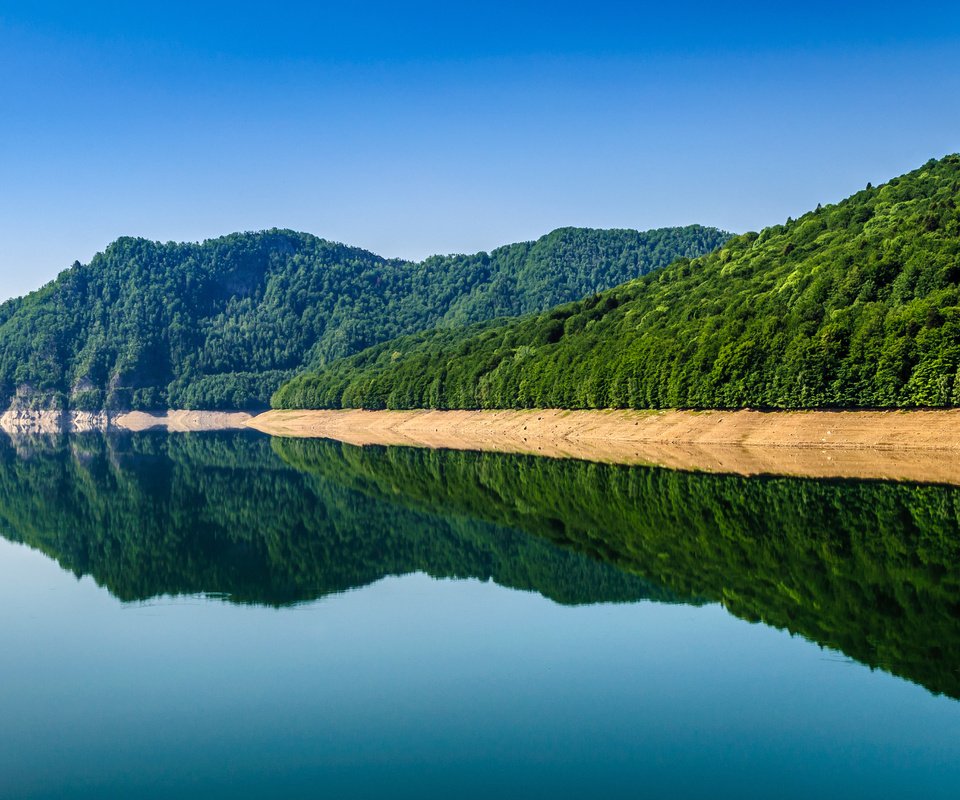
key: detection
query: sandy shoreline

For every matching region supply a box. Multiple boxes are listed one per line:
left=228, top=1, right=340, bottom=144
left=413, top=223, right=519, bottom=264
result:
left=247, top=408, right=960, bottom=484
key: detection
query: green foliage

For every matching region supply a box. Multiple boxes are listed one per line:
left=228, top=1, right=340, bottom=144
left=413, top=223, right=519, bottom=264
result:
left=0, top=226, right=729, bottom=411
left=277, top=155, right=960, bottom=410
left=275, top=439, right=960, bottom=699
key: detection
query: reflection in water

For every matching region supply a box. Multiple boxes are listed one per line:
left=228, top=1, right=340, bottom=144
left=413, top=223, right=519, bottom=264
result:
left=1, top=431, right=959, bottom=700
left=0, top=432, right=669, bottom=607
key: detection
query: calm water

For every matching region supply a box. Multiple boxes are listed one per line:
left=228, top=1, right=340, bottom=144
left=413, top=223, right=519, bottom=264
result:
left=0, top=431, right=959, bottom=799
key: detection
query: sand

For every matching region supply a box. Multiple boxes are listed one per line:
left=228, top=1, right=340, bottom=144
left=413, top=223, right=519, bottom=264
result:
left=247, top=408, right=960, bottom=485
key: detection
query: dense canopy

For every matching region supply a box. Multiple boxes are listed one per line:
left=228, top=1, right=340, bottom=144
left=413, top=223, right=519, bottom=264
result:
left=276, top=155, right=960, bottom=411
left=0, top=226, right=727, bottom=411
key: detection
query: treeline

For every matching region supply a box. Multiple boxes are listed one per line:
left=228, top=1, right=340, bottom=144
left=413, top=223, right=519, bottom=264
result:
left=275, top=438, right=960, bottom=699
left=0, top=226, right=728, bottom=411
left=276, top=155, right=960, bottom=410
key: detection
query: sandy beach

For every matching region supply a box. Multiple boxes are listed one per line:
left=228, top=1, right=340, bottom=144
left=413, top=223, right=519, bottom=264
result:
left=247, top=407, right=960, bottom=485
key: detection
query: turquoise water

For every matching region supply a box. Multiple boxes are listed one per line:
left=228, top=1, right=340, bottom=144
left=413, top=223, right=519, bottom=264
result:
left=0, top=431, right=958, bottom=798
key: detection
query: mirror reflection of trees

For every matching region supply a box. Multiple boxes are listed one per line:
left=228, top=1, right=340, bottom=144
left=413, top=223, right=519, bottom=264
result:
left=1, top=430, right=958, bottom=699
left=277, top=438, right=960, bottom=700
left=0, top=432, right=668, bottom=607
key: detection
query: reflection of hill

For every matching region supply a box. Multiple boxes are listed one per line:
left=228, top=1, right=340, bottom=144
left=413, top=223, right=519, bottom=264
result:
left=276, top=439, right=960, bottom=699
left=3, top=430, right=957, bottom=698
left=0, top=431, right=667, bottom=607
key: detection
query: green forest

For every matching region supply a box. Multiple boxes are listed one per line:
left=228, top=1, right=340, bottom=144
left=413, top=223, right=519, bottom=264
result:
left=0, top=226, right=727, bottom=411
left=276, top=155, right=960, bottom=410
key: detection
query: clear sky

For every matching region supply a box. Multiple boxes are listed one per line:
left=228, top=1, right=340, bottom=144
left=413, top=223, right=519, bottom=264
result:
left=1, top=1, right=959, bottom=301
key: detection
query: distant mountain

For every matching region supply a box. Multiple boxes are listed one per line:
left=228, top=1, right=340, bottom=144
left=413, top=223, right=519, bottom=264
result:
left=275, top=155, right=960, bottom=410
left=0, top=226, right=729, bottom=411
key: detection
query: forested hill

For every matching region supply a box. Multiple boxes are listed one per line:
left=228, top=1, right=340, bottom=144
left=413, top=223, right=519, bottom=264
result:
left=0, top=226, right=727, bottom=411
left=275, top=155, right=960, bottom=411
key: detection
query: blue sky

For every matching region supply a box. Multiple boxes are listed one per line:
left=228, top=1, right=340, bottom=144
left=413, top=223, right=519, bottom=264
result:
left=1, top=1, right=959, bottom=300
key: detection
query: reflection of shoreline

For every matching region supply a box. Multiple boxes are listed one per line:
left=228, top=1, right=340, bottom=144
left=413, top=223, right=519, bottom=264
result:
left=0, top=409, right=252, bottom=435
left=250, top=408, right=960, bottom=485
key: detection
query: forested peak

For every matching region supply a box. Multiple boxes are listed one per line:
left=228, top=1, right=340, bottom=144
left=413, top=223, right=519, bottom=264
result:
left=490, top=223, right=730, bottom=255
left=535, top=223, right=725, bottom=241
left=35, top=224, right=732, bottom=293
left=86, top=228, right=382, bottom=273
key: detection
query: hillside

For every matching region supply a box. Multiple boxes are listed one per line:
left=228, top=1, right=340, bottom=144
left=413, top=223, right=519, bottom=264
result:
left=275, top=155, right=960, bottom=411
left=0, top=226, right=728, bottom=411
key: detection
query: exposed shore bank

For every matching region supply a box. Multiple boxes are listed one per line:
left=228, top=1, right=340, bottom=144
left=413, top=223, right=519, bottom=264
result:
left=248, top=408, right=960, bottom=485
left=0, top=409, right=252, bottom=434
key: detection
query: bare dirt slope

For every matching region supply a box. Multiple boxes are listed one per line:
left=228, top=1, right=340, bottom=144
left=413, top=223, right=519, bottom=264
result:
left=247, top=408, right=960, bottom=485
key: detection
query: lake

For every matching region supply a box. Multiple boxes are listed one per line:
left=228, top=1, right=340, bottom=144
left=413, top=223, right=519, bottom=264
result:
left=1, top=430, right=959, bottom=799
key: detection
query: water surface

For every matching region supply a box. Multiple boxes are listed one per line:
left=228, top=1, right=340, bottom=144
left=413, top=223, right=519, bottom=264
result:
left=0, top=431, right=958, bottom=798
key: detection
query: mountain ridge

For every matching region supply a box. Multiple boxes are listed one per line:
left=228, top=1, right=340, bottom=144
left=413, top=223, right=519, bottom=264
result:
left=0, top=224, right=730, bottom=411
